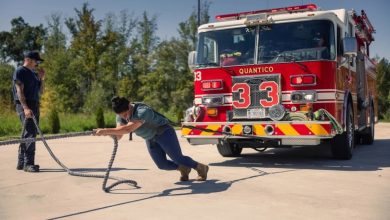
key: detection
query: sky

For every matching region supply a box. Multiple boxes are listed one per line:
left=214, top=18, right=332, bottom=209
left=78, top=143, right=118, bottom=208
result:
left=0, top=0, right=389, bottom=60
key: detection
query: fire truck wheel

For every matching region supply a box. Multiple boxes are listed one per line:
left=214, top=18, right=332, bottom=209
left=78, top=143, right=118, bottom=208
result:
left=361, top=104, right=375, bottom=145
left=217, top=141, right=242, bottom=157
left=331, top=103, right=355, bottom=160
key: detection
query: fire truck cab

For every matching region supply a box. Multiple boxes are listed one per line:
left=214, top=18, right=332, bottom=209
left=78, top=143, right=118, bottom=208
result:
left=182, top=4, right=377, bottom=160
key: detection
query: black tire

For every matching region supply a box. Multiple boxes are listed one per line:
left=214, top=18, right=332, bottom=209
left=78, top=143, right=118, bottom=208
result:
left=217, top=140, right=242, bottom=157
left=331, top=103, right=355, bottom=160
left=361, top=104, right=374, bottom=145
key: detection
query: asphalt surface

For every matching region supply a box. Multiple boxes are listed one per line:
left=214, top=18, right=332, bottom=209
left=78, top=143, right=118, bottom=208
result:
left=0, top=123, right=389, bottom=220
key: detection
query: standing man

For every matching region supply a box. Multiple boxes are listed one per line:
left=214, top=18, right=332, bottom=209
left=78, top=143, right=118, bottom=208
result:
left=94, top=96, right=209, bottom=181
left=13, top=51, right=45, bottom=172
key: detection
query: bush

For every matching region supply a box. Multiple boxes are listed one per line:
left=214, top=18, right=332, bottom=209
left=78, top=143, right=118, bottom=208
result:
left=49, top=108, right=61, bottom=134
left=95, top=107, right=105, bottom=128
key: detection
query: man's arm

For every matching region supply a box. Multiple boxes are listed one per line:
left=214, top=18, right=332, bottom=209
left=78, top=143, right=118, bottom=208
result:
left=115, top=123, right=124, bottom=140
left=94, top=120, right=143, bottom=136
left=15, top=80, right=33, bottom=118
left=39, top=78, right=45, bottom=94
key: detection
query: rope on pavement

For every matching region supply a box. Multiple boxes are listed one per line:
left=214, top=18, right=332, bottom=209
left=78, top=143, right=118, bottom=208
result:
left=0, top=115, right=138, bottom=193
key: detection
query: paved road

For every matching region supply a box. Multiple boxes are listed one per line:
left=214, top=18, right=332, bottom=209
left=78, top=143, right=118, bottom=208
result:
left=0, top=123, right=389, bottom=220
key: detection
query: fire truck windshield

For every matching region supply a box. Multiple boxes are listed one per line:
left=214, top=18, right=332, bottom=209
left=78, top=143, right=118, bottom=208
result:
left=196, top=20, right=335, bottom=67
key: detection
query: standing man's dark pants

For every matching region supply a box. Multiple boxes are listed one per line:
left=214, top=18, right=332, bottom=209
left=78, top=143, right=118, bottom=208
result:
left=15, top=100, right=39, bottom=169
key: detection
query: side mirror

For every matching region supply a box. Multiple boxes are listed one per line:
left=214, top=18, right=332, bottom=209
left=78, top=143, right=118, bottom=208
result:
left=188, top=51, right=197, bottom=71
left=343, top=37, right=357, bottom=57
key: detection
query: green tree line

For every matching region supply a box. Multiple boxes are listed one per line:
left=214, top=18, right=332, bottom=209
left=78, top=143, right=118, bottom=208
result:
left=0, top=2, right=389, bottom=125
left=0, top=2, right=211, bottom=123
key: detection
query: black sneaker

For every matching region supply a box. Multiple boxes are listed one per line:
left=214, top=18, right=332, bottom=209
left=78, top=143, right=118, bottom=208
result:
left=24, top=165, right=40, bottom=172
left=17, top=161, right=24, bottom=170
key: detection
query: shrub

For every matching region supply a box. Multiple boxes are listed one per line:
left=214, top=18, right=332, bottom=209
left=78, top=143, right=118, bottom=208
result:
left=95, top=107, right=105, bottom=128
left=49, top=108, right=60, bottom=134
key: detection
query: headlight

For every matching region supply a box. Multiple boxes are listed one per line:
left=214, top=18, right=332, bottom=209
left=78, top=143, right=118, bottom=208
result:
left=202, top=96, right=224, bottom=106
left=304, top=93, right=315, bottom=101
left=291, top=91, right=317, bottom=103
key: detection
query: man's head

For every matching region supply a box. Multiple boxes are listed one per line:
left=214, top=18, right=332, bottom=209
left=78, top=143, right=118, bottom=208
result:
left=23, top=51, right=44, bottom=69
left=111, top=96, right=130, bottom=118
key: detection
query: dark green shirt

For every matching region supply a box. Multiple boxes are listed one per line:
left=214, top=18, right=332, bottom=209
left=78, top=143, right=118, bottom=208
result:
left=116, top=103, right=169, bottom=140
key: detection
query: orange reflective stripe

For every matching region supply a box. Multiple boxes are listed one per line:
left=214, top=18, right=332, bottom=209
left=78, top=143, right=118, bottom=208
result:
left=306, top=124, right=329, bottom=135
left=277, top=124, right=300, bottom=136
left=200, top=125, right=221, bottom=136
left=182, top=127, right=192, bottom=136
left=253, top=124, right=266, bottom=135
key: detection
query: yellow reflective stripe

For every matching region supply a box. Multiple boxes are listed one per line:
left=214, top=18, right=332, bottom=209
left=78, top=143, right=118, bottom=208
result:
left=181, top=127, right=192, bottom=136
left=200, top=125, right=221, bottom=136
left=231, top=124, right=243, bottom=135
left=277, top=124, right=300, bottom=136
left=253, top=124, right=265, bottom=135
left=307, top=124, right=329, bottom=135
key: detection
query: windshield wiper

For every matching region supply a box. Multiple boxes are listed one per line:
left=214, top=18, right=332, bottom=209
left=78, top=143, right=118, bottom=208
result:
left=282, top=54, right=311, bottom=74
left=197, top=62, right=219, bottom=67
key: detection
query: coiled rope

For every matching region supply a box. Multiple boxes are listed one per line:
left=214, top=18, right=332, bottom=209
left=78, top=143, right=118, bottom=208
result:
left=0, top=115, right=138, bottom=193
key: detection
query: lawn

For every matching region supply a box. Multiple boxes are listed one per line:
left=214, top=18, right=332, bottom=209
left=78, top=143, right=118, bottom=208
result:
left=0, top=111, right=116, bottom=140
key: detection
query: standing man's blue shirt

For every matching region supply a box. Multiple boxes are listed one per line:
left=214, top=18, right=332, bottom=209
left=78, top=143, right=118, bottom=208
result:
left=12, top=66, right=41, bottom=102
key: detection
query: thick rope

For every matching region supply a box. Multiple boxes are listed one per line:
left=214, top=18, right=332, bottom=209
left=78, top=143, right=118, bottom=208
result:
left=1, top=115, right=138, bottom=192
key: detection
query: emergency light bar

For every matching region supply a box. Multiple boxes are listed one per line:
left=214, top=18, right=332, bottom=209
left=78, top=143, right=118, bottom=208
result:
left=216, top=4, right=317, bottom=21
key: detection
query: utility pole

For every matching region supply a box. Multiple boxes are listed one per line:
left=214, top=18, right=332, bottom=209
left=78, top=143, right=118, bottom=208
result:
left=197, top=0, right=200, bottom=27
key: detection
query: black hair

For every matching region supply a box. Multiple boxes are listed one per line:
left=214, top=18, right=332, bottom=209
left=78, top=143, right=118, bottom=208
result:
left=111, top=96, right=130, bottom=114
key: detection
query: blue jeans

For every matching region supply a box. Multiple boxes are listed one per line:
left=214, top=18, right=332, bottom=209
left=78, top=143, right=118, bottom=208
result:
left=146, top=126, right=198, bottom=170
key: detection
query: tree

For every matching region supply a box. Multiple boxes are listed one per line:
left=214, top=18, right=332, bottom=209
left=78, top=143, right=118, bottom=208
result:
left=377, top=58, right=390, bottom=119
left=0, top=62, right=15, bottom=112
left=40, top=13, right=83, bottom=113
left=136, top=11, right=158, bottom=76
left=65, top=3, right=103, bottom=100
left=127, top=11, right=159, bottom=102
left=0, top=17, right=46, bottom=63
left=139, top=40, right=179, bottom=112
left=166, top=1, right=211, bottom=121
left=98, top=11, right=136, bottom=106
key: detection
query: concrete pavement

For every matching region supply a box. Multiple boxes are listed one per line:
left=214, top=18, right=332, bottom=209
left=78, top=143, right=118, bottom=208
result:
left=0, top=123, right=390, bottom=220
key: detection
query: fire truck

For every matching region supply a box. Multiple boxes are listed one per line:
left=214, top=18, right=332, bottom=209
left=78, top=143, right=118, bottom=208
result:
left=181, top=4, right=377, bottom=160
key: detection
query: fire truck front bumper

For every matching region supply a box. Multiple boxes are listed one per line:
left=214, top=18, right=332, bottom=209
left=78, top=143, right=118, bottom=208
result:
left=181, top=121, right=336, bottom=146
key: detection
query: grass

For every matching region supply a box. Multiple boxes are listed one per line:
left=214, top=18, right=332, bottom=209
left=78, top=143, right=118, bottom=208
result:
left=0, top=111, right=116, bottom=141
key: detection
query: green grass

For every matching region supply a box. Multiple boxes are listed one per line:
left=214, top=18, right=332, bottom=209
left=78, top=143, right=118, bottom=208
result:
left=0, top=111, right=116, bottom=140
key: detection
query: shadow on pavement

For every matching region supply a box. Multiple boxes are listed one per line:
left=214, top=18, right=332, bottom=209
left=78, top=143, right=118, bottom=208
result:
left=210, top=139, right=390, bottom=172
left=39, top=167, right=147, bottom=173
left=46, top=139, right=390, bottom=219
left=48, top=168, right=294, bottom=219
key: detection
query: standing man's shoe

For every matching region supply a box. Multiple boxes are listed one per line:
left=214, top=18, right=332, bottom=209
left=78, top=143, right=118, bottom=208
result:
left=16, top=162, right=24, bottom=170
left=177, top=165, right=191, bottom=181
left=23, top=164, right=40, bottom=172
left=195, top=163, right=209, bottom=181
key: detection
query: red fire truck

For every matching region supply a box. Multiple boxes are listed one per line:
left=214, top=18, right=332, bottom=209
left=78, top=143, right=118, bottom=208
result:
left=182, top=4, right=377, bottom=160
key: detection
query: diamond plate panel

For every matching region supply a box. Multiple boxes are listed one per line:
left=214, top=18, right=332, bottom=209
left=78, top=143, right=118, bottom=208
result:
left=232, top=74, right=281, bottom=119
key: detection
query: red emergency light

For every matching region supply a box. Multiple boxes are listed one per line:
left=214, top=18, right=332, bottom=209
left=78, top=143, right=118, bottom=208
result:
left=216, top=4, right=317, bottom=21
left=290, top=74, right=316, bottom=86
left=201, top=80, right=223, bottom=91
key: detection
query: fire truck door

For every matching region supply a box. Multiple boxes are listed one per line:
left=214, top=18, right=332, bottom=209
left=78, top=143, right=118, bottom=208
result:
left=356, top=51, right=367, bottom=129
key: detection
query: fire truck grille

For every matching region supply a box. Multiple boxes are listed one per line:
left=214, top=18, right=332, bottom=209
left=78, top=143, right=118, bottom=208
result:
left=232, top=74, right=281, bottom=119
